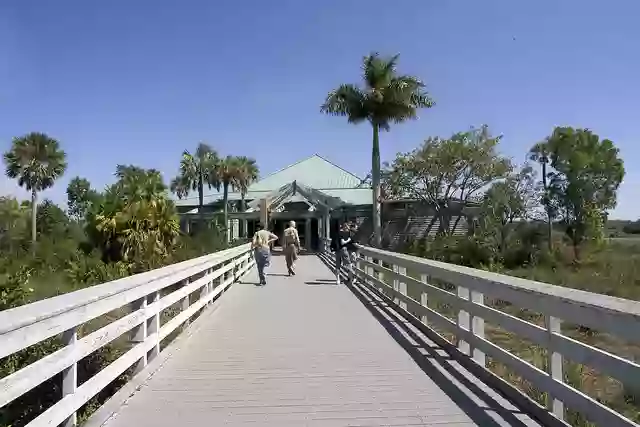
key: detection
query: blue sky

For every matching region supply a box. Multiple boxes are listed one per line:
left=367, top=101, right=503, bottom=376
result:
left=0, top=1, right=638, bottom=219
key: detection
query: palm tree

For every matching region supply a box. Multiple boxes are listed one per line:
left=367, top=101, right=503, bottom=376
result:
left=321, top=52, right=434, bottom=247
left=529, top=140, right=553, bottom=250
left=3, top=132, right=67, bottom=249
left=92, top=165, right=179, bottom=265
left=217, top=156, right=242, bottom=239
left=233, top=156, right=259, bottom=237
left=171, top=143, right=220, bottom=226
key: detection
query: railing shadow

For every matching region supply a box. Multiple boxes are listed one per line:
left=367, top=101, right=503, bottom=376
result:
left=317, top=252, right=539, bottom=427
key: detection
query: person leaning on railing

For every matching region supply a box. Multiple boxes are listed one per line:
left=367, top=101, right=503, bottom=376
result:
left=331, top=221, right=356, bottom=285
left=252, top=223, right=278, bottom=286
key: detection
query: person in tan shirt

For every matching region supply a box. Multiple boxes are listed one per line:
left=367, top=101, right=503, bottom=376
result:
left=252, top=223, right=278, bottom=285
left=283, top=221, right=301, bottom=276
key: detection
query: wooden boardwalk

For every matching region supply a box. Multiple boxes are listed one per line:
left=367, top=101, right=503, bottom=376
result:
left=89, top=253, right=542, bottom=427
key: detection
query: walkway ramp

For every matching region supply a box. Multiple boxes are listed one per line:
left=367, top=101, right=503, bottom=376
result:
left=89, top=255, right=540, bottom=427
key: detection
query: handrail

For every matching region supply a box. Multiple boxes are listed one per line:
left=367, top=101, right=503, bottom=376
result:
left=320, top=240, right=640, bottom=427
left=0, top=244, right=249, bottom=335
left=0, top=244, right=254, bottom=427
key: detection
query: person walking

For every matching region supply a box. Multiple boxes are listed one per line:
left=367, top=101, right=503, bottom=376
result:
left=331, top=221, right=354, bottom=285
left=347, top=222, right=360, bottom=264
left=283, top=220, right=301, bottom=276
left=252, top=223, right=278, bottom=286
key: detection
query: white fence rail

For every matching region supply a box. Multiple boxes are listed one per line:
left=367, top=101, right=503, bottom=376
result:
left=0, top=243, right=254, bottom=427
left=320, top=242, right=639, bottom=427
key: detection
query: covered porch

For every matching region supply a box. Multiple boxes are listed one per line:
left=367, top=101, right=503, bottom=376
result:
left=233, top=180, right=358, bottom=251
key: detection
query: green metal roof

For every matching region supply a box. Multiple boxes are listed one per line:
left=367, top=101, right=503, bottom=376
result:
left=174, top=154, right=371, bottom=207
left=247, top=154, right=364, bottom=191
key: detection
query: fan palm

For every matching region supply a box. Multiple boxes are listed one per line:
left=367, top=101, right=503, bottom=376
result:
left=3, top=132, right=67, bottom=249
left=321, top=53, right=434, bottom=246
left=171, top=143, right=221, bottom=225
left=233, top=156, right=259, bottom=237
left=92, top=166, right=179, bottom=264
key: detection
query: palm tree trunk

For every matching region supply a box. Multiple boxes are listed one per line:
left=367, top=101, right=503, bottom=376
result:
left=542, top=161, right=552, bottom=251
left=31, top=189, right=37, bottom=253
left=241, top=192, right=247, bottom=239
left=223, top=182, right=229, bottom=243
left=198, top=177, right=204, bottom=231
left=371, top=123, right=382, bottom=247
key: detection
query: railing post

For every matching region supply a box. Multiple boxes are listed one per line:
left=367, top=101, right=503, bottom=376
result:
left=130, top=297, right=148, bottom=374
left=375, top=259, right=384, bottom=294
left=147, top=291, right=160, bottom=362
left=546, top=315, right=564, bottom=420
left=203, top=268, right=212, bottom=305
left=392, top=265, right=407, bottom=310
left=181, top=278, right=190, bottom=327
left=470, top=290, right=485, bottom=366
left=363, top=256, right=371, bottom=285
left=457, top=286, right=471, bottom=356
left=420, top=274, right=429, bottom=325
left=62, top=327, right=78, bottom=427
left=392, top=265, right=400, bottom=305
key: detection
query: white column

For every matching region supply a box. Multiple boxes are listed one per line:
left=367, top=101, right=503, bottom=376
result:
left=324, top=214, right=330, bottom=239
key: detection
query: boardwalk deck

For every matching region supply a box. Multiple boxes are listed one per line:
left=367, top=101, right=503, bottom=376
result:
left=89, top=253, right=542, bottom=427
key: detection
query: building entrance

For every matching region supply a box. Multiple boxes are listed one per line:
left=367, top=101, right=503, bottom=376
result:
left=270, top=218, right=319, bottom=251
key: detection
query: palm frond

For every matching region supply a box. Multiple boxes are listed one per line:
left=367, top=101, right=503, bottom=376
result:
left=321, top=84, right=368, bottom=123
left=3, top=132, right=67, bottom=192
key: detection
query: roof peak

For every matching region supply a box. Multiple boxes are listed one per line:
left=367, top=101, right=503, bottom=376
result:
left=256, top=153, right=364, bottom=185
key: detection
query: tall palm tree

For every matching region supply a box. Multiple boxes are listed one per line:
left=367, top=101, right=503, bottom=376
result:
left=529, top=140, right=553, bottom=250
left=233, top=156, right=259, bottom=237
left=3, top=132, right=67, bottom=249
left=321, top=52, right=434, bottom=247
left=171, top=143, right=220, bottom=225
left=217, top=156, right=242, bottom=239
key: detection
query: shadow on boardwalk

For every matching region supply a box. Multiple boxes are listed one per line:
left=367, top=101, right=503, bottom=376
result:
left=317, top=253, right=541, bottom=427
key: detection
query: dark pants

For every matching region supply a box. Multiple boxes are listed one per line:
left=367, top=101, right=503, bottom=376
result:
left=335, top=248, right=352, bottom=282
left=254, top=247, right=271, bottom=284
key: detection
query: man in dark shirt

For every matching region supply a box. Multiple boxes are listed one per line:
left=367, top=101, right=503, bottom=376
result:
left=346, top=222, right=359, bottom=263
left=332, top=222, right=354, bottom=285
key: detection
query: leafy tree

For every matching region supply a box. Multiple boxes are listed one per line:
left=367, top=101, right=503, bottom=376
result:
left=481, top=165, right=537, bottom=254
left=383, top=126, right=512, bottom=234
left=321, top=52, right=435, bottom=246
left=0, top=197, right=29, bottom=255
left=171, top=143, right=221, bottom=225
left=233, top=156, right=259, bottom=237
left=67, top=176, right=100, bottom=222
left=36, top=199, right=69, bottom=238
left=529, top=140, right=554, bottom=250
left=544, top=127, right=625, bottom=259
left=3, top=132, right=67, bottom=250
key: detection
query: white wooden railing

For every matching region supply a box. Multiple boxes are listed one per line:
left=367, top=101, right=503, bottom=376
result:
left=320, top=241, right=640, bottom=427
left=0, top=243, right=254, bottom=427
